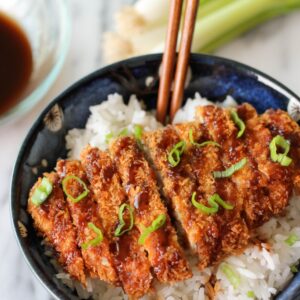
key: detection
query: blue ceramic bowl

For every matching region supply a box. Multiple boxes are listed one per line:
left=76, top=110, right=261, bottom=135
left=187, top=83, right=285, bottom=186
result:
left=11, top=54, right=300, bottom=300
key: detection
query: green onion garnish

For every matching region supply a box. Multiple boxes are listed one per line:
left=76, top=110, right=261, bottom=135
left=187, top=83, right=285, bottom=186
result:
left=191, top=192, right=218, bottom=214
left=191, top=192, right=234, bottom=214
left=269, top=135, right=292, bottom=167
left=138, top=214, right=166, bottom=245
left=290, top=264, right=298, bottom=273
left=285, top=233, right=299, bottom=246
left=189, top=129, right=221, bottom=148
left=231, top=110, right=246, bottom=138
left=221, top=263, right=241, bottom=289
left=105, top=132, right=114, bottom=144
left=247, top=291, right=255, bottom=298
left=134, top=125, right=143, bottom=141
left=62, top=175, right=89, bottom=203
left=213, top=158, right=247, bottom=178
left=118, top=128, right=129, bottom=137
left=211, top=194, right=234, bottom=210
left=167, top=141, right=186, bottom=167
left=114, top=203, right=134, bottom=237
left=81, top=222, right=103, bottom=250
left=31, top=177, right=53, bottom=206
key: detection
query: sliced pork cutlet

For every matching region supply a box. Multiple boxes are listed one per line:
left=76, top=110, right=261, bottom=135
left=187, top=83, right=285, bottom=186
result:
left=196, top=104, right=274, bottom=229
left=110, top=136, right=192, bottom=283
left=28, top=172, right=86, bottom=284
left=143, top=125, right=223, bottom=269
left=81, top=146, right=153, bottom=298
left=56, top=160, right=118, bottom=285
left=237, top=104, right=293, bottom=220
left=261, top=108, right=300, bottom=193
left=174, top=120, right=249, bottom=266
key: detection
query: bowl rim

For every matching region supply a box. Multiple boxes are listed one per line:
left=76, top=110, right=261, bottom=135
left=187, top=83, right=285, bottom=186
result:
left=0, top=0, right=72, bottom=126
left=10, top=52, right=300, bottom=300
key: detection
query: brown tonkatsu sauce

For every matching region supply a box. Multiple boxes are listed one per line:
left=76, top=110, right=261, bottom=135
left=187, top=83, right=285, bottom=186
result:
left=0, top=13, right=33, bottom=115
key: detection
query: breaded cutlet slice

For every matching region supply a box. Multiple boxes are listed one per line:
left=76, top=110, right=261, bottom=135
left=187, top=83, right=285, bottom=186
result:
left=143, top=125, right=217, bottom=269
left=80, top=146, right=127, bottom=236
left=28, top=172, right=86, bottom=285
left=174, top=120, right=250, bottom=265
left=143, top=123, right=249, bottom=270
left=261, top=108, right=300, bottom=193
left=110, top=136, right=192, bottom=283
left=81, top=146, right=153, bottom=298
left=56, top=160, right=119, bottom=285
left=143, top=124, right=237, bottom=269
left=236, top=104, right=293, bottom=219
left=195, top=104, right=272, bottom=229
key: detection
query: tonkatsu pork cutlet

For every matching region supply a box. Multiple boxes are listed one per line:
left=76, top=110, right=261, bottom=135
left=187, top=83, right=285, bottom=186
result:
left=195, top=104, right=273, bottom=228
left=110, top=136, right=192, bottom=283
left=261, top=108, right=300, bottom=193
left=174, top=120, right=250, bottom=265
left=56, top=160, right=118, bottom=285
left=143, top=125, right=248, bottom=270
left=236, top=104, right=293, bottom=221
left=27, top=172, right=86, bottom=284
left=81, top=146, right=153, bottom=298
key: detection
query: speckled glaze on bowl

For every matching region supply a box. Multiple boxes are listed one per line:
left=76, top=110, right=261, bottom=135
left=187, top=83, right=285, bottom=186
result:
left=11, top=54, right=300, bottom=300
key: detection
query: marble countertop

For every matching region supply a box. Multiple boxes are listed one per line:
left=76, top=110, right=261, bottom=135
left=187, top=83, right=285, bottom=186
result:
left=1, top=1, right=300, bottom=299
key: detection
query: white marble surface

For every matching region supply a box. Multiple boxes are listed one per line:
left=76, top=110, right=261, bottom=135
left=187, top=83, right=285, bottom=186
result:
left=1, top=1, right=300, bottom=299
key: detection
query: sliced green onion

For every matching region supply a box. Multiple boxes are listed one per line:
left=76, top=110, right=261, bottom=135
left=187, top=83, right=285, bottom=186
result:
left=114, top=204, right=134, bottom=237
left=221, top=263, right=241, bottom=289
left=41, top=177, right=52, bottom=193
left=31, top=177, right=53, bottom=206
left=191, top=192, right=234, bottom=214
left=213, top=158, right=247, bottom=178
left=31, top=189, right=48, bottom=205
left=138, top=214, right=166, bottom=245
left=81, top=222, right=103, bottom=250
left=167, top=141, right=186, bottom=167
left=247, top=291, right=255, bottom=298
left=62, top=175, right=90, bottom=203
left=231, top=110, right=246, bottom=138
left=118, top=128, right=129, bottom=137
left=285, top=233, right=299, bottom=246
left=105, top=132, right=114, bottom=144
left=269, top=135, right=292, bottom=167
left=278, top=154, right=292, bottom=167
left=134, top=124, right=143, bottom=141
left=196, top=140, right=221, bottom=147
left=189, top=129, right=221, bottom=148
left=191, top=192, right=218, bottom=214
left=290, top=264, right=298, bottom=273
left=211, top=193, right=234, bottom=210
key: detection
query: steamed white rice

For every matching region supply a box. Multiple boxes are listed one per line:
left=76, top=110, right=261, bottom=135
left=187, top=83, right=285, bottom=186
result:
left=62, top=93, right=300, bottom=300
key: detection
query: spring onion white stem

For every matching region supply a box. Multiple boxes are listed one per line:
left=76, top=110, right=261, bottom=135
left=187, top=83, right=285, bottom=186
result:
left=103, top=0, right=300, bottom=63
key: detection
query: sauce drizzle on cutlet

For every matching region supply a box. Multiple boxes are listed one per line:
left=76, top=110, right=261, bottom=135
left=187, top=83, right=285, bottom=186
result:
left=27, top=103, right=300, bottom=298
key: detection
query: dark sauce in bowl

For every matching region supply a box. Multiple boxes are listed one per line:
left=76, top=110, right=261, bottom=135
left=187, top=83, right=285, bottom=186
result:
left=0, top=12, right=33, bottom=115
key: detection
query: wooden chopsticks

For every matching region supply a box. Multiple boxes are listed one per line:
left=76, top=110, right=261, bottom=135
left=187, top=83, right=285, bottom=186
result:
left=156, top=0, right=199, bottom=124
left=156, top=0, right=183, bottom=124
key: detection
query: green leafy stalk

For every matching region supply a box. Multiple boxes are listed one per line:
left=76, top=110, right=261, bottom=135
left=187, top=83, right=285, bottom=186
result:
left=200, top=1, right=300, bottom=53
left=191, top=0, right=300, bottom=53
left=104, top=0, right=300, bottom=63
